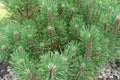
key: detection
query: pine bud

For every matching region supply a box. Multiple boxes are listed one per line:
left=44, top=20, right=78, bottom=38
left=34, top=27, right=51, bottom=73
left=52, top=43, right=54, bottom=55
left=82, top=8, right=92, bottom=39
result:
left=18, top=59, right=24, bottom=65
left=28, top=34, right=33, bottom=47
left=48, top=26, right=53, bottom=39
left=1, top=45, right=7, bottom=53
left=104, top=39, right=109, bottom=45
left=58, top=26, right=62, bottom=35
left=26, top=69, right=33, bottom=79
left=103, top=22, right=107, bottom=32
left=39, top=43, right=44, bottom=53
left=65, top=37, right=69, bottom=42
left=71, top=46, right=77, bottom=59
left=73, top=24, right=79, bottom=39
left=69, top=8, right=74, bottom=21
left=62, top=57, right=68, bottom=65
left=97, top=47, right=101, bottom=51
left=79, top=63, right=85, bottom=73
left=26, top=69, right=39, bottom=80
left=93, top=1, right=102, bottom=22
left=61, top=4, right=65, bottom=10
left=48, top=64, right=56, bottom=80
left=85, top=35, right=92, bottom=61
left=86, top=0, right=92, bottom=25
left=25, top=0, right=29, bottom=18
left=48, top=8, right=53, bottom=26
left=58, top=4, right=65, bottom=16
left=112, top=15, right=120, bottom=36
left=18, top=46, right=24, bottom=53
left=108, top=7, right=112, bottom=16
left=71, top=46, right=77, bottom=54
left=98, top=1, right=102, bottom=5
left=76, top=0, right=80, bottom=8
left=13, top=31, right=19, bottom=44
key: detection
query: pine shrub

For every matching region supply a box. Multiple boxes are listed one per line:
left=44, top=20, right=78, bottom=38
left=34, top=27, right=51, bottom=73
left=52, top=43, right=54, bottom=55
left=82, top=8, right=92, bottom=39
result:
left=0, top=0, right=120, bottom=80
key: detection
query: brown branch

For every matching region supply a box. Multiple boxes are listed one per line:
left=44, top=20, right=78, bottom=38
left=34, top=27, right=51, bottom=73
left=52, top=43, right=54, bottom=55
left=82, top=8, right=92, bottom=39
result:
left=25, top=0, right=29, bottom=18
left=28, top=5, right=39, bottom=19
left=16, top=6, right=25, bottom=17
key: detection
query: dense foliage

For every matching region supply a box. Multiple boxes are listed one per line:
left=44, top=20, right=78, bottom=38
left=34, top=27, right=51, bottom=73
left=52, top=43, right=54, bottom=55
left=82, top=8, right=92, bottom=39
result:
left=0, top=0, right=120, bottom=80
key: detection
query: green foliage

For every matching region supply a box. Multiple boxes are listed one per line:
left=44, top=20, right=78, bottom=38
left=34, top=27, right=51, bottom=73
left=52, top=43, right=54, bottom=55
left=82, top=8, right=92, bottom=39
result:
left=0, top=0, right=120, bottom=80
left=39, top=52, right=68, bottom=80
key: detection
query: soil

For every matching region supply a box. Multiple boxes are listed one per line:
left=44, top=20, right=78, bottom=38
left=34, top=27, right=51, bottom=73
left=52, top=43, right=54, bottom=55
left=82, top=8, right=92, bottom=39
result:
left=0, top=61, right=16, bottom=80
left=0, top=61, right=9, bottom=78
left=97, top=62, right=120, bottom=80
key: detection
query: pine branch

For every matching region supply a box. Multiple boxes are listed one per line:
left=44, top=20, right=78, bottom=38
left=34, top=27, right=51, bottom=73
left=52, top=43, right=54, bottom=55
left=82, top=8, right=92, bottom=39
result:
left=1, top=0, right=120, bottom=79
left=85, top=35, right=92, bottom=61
left=27, top=5, right=39, bottom=19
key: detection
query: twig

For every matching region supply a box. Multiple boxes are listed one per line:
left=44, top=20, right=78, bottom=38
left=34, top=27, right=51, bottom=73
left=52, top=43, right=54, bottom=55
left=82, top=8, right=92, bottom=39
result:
left=25, top=0, right=29, bottom=18
left=16, top=6, right=25, bottom=17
